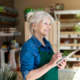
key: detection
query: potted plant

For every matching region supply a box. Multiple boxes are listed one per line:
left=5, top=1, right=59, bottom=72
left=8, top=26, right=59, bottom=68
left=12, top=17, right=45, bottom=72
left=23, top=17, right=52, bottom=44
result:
left=0, top=64, right=17, bottom=80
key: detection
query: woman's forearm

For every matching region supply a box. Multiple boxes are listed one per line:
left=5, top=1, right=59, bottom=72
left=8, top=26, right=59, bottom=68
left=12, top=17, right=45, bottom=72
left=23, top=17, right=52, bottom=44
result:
left=26, top=63, right=52, bottom=80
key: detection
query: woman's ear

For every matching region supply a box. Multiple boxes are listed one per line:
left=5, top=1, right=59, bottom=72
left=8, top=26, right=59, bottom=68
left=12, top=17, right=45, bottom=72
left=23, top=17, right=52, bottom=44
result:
left=32, top=23, right=37, bottom=30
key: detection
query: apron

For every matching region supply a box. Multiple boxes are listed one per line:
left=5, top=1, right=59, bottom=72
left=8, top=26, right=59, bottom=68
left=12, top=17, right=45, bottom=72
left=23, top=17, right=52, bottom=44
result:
left=36, top=48, right=58, bottom=80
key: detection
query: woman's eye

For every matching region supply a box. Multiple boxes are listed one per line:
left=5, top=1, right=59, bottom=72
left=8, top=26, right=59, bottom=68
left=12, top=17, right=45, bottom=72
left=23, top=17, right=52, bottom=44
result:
left=44, top=23, right=47, bottom=25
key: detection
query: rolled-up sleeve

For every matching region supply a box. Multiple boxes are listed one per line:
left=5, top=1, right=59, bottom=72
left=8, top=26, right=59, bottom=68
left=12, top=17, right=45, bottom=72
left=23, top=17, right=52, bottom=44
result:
left=20, top=42, right=35, bottom=80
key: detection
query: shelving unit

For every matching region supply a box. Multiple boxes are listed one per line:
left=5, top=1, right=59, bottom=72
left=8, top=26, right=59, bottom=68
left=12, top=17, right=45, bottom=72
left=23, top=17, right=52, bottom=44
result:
left=54, top=10, right=80, bottom=69
left=0, top=11, right=18, bottom=17
left=0, top=8, right=20, bottom=69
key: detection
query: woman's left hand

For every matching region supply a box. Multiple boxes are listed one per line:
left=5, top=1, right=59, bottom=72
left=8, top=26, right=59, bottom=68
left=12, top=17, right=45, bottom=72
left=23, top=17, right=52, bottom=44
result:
left=57, top=59, right=66, bottom=69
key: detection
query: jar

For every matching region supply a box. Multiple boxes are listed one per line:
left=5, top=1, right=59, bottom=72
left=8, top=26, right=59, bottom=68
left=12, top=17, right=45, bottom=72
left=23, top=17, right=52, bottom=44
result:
left=74, top=39, right=77, bottom=44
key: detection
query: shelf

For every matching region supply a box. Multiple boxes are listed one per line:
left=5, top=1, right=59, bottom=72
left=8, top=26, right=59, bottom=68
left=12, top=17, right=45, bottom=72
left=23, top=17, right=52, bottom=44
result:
left=61, top=32, right=80, bottom=35
left=60, top=44, right=80, bottom=46
left=0, top=22, right=19, bottom=25
left=73, top=55, right=80, bottom=58
left=61, top=22, right=80, bottom=27
left=54, top=10, right=80, bottom=15
left=60, top=69, right=75, bottom=71
left=0, top=32, right=21, bottom=36
left=60, top=19, right=80, bottom=22
left=0, top=11, right=18, bottom=17
left=73, top=66, right=80, bottom=70
left=67, top=58, right=80, bottom=62
left=60, top=44, right=80, bottom=50
left=54, top=10, right=80, bottom=20
left=61, top=32, right=74, bottom=35
left=60, top=32, right=80, bottom=38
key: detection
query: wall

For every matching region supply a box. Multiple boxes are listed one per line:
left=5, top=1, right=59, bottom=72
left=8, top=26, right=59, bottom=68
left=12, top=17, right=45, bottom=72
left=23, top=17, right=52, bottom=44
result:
left=14, top=0, right=80, bottom=44
left=0, top=0, right=14, bottom=8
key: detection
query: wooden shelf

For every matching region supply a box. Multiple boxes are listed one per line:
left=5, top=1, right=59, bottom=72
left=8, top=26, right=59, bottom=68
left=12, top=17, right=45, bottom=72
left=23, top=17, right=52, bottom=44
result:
left=73, top=66, right=80, bottom=69
left=0, top=11, right=18, bottom=17
left=65, top=67, right=80, bottom=70
left=54, top=10, right=80, bottom=15
left=60, top=32, right=74, bottom=35
left=0, top=32, right=21, bottom=36
left=60, top=46, right=80, bottom=50
left=60, top=32, right=80, bottom=38
left=73, top=55, right=80, bottom=58
left=60, top=19, right=80, bottom=22
left=0, top=22, right=19, bottom=25
left=60, top=44, right=80, bottom=46
left=61, top=32, right=80, bottom=35
left=60, top=44, right=80, bottom=50
left=67, top=58, right=80, bottom=62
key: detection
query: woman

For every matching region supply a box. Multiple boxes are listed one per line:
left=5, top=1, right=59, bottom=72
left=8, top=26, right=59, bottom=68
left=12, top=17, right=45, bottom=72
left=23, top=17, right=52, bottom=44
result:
left=20, top=11, right=66, bottom=80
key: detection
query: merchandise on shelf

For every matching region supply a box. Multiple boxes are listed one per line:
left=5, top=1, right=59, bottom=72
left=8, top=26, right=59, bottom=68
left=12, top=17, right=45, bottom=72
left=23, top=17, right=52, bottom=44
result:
left=75, top=13, right=80, bottom=19
left=55, top=3, right=64, bottom=10
left=11, top=40, right=19, bottom=49
left=0, top=16, right=19, bottom=23
left=23, top=7, right=44, bottom=21
left=49, top=4, right=55, bottom=12
left=1, top=27, right=17, bottom=33
left=62, top=50, right=72, bottom=57
left=0, top=6, right=18, bottom=15
left=73, top=23, right=80, bottom=32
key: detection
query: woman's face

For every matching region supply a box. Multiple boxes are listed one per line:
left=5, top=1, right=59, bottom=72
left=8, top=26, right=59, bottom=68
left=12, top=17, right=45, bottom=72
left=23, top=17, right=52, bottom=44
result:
left=33, top=17, right=51, bottom=37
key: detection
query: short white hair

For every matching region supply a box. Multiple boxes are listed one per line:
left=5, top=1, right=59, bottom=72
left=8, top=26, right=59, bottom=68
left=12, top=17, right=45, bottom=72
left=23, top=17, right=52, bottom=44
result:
left=27, top=11, right=54, bottom=33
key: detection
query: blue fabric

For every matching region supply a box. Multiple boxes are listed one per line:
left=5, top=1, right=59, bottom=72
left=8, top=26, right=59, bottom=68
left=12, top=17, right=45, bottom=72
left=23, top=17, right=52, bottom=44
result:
left=20, top=35, right=53, bottom=80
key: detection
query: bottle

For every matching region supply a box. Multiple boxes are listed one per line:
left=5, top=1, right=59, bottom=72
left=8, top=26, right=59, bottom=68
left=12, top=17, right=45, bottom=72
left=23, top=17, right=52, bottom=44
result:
left=11, top=40, right=14, bottom=49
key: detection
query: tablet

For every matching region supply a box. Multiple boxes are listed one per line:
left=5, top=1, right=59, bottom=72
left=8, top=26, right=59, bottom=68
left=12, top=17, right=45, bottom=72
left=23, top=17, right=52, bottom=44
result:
left=56, top=49, right=80, bottom=66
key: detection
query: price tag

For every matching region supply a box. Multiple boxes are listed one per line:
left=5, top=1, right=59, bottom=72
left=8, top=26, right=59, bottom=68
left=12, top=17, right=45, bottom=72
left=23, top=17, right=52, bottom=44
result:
left=71, top=46, right=73, bottom=49
left=77, top=35, right=80, bottom=37
left=68, top=35, right=71, bottom=38
left=77, top=46, right=79, bottom=49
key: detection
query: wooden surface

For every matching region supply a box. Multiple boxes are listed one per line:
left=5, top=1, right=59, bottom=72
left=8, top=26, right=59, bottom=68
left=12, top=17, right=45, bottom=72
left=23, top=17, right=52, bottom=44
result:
left=60, top=32, right=80, bottom=35
left=60, top=44, right=80, bottom=46
left=73, top=55, right=80, bottom=58
left=25, top=22, right=32, bottom=42
left=60, top=19, right=80, bottom=22
left=60, top=32, right=74, bottom=35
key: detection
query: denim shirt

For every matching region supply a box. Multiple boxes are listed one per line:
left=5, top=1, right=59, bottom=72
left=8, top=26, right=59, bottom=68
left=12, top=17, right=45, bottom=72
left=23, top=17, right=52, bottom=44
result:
left=20, top=35, right=53, bottom=80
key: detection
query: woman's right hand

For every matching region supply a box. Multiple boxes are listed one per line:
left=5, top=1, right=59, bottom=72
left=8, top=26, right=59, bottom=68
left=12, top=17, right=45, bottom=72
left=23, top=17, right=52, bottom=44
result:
left=48, top=52, right=63, bottom=68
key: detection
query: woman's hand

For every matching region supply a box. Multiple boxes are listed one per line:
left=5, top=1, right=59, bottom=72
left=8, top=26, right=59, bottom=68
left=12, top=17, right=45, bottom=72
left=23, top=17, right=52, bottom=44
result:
left=57, top=59, right=66, bottom=69
left=48, top=52, right=63, bottom=68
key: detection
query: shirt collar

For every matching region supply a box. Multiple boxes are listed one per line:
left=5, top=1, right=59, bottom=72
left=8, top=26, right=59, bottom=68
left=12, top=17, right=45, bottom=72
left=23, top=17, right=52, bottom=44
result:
left=31, top=35, right=51, bottom=48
